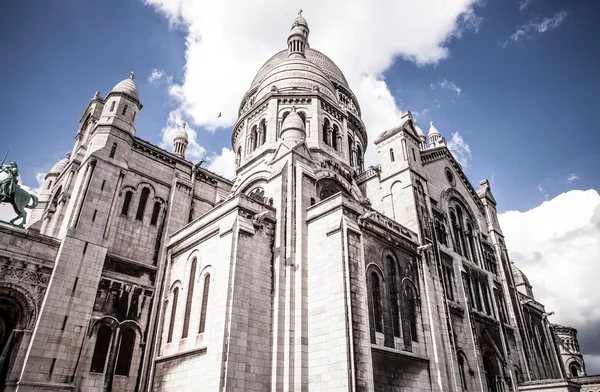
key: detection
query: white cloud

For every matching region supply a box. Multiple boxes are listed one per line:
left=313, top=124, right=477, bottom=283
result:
left=446, top=131, right=471, bottom=168
left=537, top=183, right=549, bottom=200
left=439, top=79, right=462, bottom=96
left=519, top=0, right=535, bottom=12
left=503, top=11, right=568, bottom=47
left=568, top=173, right=579, bottom=183
left=148, top=68, right=173, bottom=86
left=158, top=110, right=206, bottom=162
left=499, top=189, right=600, bottom=373
left=206, top=147, right=236, bottom=180
left=142, top=0, right=482, bottom=166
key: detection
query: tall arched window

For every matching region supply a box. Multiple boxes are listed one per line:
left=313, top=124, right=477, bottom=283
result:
left=136, top=188, right=150, bottom=221
left=405, top=286, right=418, bottom=342
left=182, top=259, right=197, bottom=339
left=90, top=326, right=112, bottom=373
left=150, top=202, right=161, bottom=226
left=115, top=329, right=135, bottom=376
left=167, top=287, right=179, bottom=343
left=371, top=272, right=383, bottom=333
left=322, top=118, right=330, bottom=145
left=390, top=148, right=395, bottom=162
left=466, top=222, right=478, bottom=263
left=450, top=211, right=462, bottom=255
left=332, top=125, right=339, bottom=151
left=251, top=126, right=258, bottom=151
left=122, top=105, right=128, bottom=116
left=236, top=147, right=242, bottom=169
left=357, top=145, right=364, bottom=172
left=456, top=206, right=468, bottom=259
left=109, top=143, right=117, bottom=158
left=458, top=354, right=467, bottom=390
left=348, top=136, right=354, bottom=166
left=198, top=274, right=210, bottom=334
left=387, top=257, right=401, bottom=338
left=260, top=120, right=267, bottom=146
left=121, top=191, right=133, bottom=216
left=110, top=101, right=116, bottom=112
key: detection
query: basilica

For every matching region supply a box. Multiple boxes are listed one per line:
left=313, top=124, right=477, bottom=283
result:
left=0, top=12, right=597, bottom=392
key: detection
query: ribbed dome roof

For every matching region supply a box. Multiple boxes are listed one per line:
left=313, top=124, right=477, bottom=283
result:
left=255, top=57, right=337, bottom=103
left=251, top=48, right=350, bottom=92
left=174, top=129, right=188, bottom=141
left=110, top=72, right=139, bottom=101
left=280, top=110, right=305, bottom=143
left=428, top=122, right=440, bottom=136
left=48, top=155, right=69, bottom=175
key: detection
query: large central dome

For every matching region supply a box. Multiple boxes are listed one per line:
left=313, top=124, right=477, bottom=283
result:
left=250, top=48, right=351, bottom=92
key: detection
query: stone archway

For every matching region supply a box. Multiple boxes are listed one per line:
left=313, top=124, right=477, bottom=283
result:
left=0, top=285, right=37, bottom=391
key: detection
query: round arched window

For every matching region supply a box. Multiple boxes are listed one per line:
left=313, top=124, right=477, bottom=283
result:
left=445, top=167, right=456, bottom=187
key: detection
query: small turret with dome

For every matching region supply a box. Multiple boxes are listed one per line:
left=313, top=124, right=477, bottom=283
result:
left=173, top=122, right=189, bottom=159
left=280, top=106, right=306, bottom=145
left=287, top=10, right=309, bottom=58
left=98, top=72, right=143, bottom=135
left=428, top=122, right=444, bottom=148
left=415, top=121, right=427, bottom=150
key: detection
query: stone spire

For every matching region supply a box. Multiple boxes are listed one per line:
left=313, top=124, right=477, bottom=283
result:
left=428, top=122, right=443, bottom=148
left=287, top=10, right=310, bottom=58
left=173, top=122, right=189, bottom=159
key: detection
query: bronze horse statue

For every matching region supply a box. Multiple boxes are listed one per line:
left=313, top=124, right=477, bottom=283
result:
left=2, top=185, right=38, bottom=227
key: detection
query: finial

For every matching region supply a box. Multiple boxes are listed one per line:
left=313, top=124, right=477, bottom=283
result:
left=430, top=121, right=434, bottom=126
left=66, top=152, right=71, bottom=159
left=298, top=9, right=303, bottom=16
left=182, top=122, right=187, bottom=130
left=291, top=105, right=297, bottom=112
left=129, top=72, right=135, bottom=80
left=94, top=91, right=100, bottom=99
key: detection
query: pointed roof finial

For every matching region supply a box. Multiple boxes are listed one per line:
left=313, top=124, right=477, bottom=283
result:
left=298, top=9, right=303, bottom=16
left=182, top=122, right=187, bottom=129
left=129, top=71, right=135, bottom=80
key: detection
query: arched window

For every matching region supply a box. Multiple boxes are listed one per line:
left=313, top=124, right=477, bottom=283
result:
left=167, top=287, right=179, bottom=343
left=90, top=326, right=112, bottom=373
left=387, top=256, right=401, bottom=337
left=348, top=136, right=354, bottom=166
left=450, top=211, right=462, bottom=255
left=298, top=112, right=306, bottom=125
left=109, top=143, right=117, bottom=159
left=357, top=144, right=364, bottom=172
left=251, top=126, right=258, bottom=151
left=466, top=222, right=478, bottom=264
left=404, top=285, right=418, bottom=342
left=458, top=354, right=467, bottom=390
left=115, top=329, right=135, bottom=376
left=121, top=191, right=133, bottom=216
left=371, top=272, right=383, bottom=333
left=150, top=202, right=161, bottom=226
left=570, top=363, right=579, bottom=377
left=322, top=118, right=330, bottom=145
left=136, top=188, right=150, bottom=221
left=110, top=101, right=116, bottom=112
left=260, top=120, right=267, bottom=146
left=132, top=112, right=136, bottom=122
left=182, top=259, right=197, bottom=339
left=390, top=148, right=395, bottom=162
left=236, top=146, right=242, bottom=169
left=332, top=124, right=339, bottom=151
left=122, top=105, right=128, bottom=116
left=199, top=274, right=210, bottom=334
left=456, top=206, right=468, bottom=258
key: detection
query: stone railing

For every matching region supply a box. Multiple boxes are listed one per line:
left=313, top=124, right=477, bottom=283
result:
left=354, top=165, right=381, bottom=184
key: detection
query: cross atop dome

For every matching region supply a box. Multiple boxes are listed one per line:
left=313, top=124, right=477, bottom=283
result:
left=129, top=71, right=135, bottom=80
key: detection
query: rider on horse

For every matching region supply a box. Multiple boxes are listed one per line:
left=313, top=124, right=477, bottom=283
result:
left=0, top=162, right=19, bottom=202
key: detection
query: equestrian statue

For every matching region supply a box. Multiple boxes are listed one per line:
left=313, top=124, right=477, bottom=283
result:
left=0, top=160, right=38, bottom=227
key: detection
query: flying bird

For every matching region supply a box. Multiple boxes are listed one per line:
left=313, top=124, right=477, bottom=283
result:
left=217, top=112, right=222, bottom=118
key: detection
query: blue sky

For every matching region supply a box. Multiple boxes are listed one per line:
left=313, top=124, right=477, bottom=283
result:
left=1, top=0, right=598, bottom=214
left=2, top=0, right=600, bottom=372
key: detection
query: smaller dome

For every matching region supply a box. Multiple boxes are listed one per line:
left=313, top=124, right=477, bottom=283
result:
left=48, top=153, right=70, bottom=175
left=428, top=122, right=440, bottom=136
left=415, top=124, right=426, bottom=140
left=174, top=129, right=188, bottom=142
left=280, top=110, right=305, bottom=143
left=111, top=72, right=139, bottom=101
left=293, top=11, right=308, bottom=29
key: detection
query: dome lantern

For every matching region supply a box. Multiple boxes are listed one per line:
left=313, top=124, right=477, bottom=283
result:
left=287, top=10, right=309, bottom=58
left=173, top=122, right=189, bottom=159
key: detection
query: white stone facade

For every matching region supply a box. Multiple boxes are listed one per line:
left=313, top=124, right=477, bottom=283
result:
left=0, top=11, right=596, bottom=392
